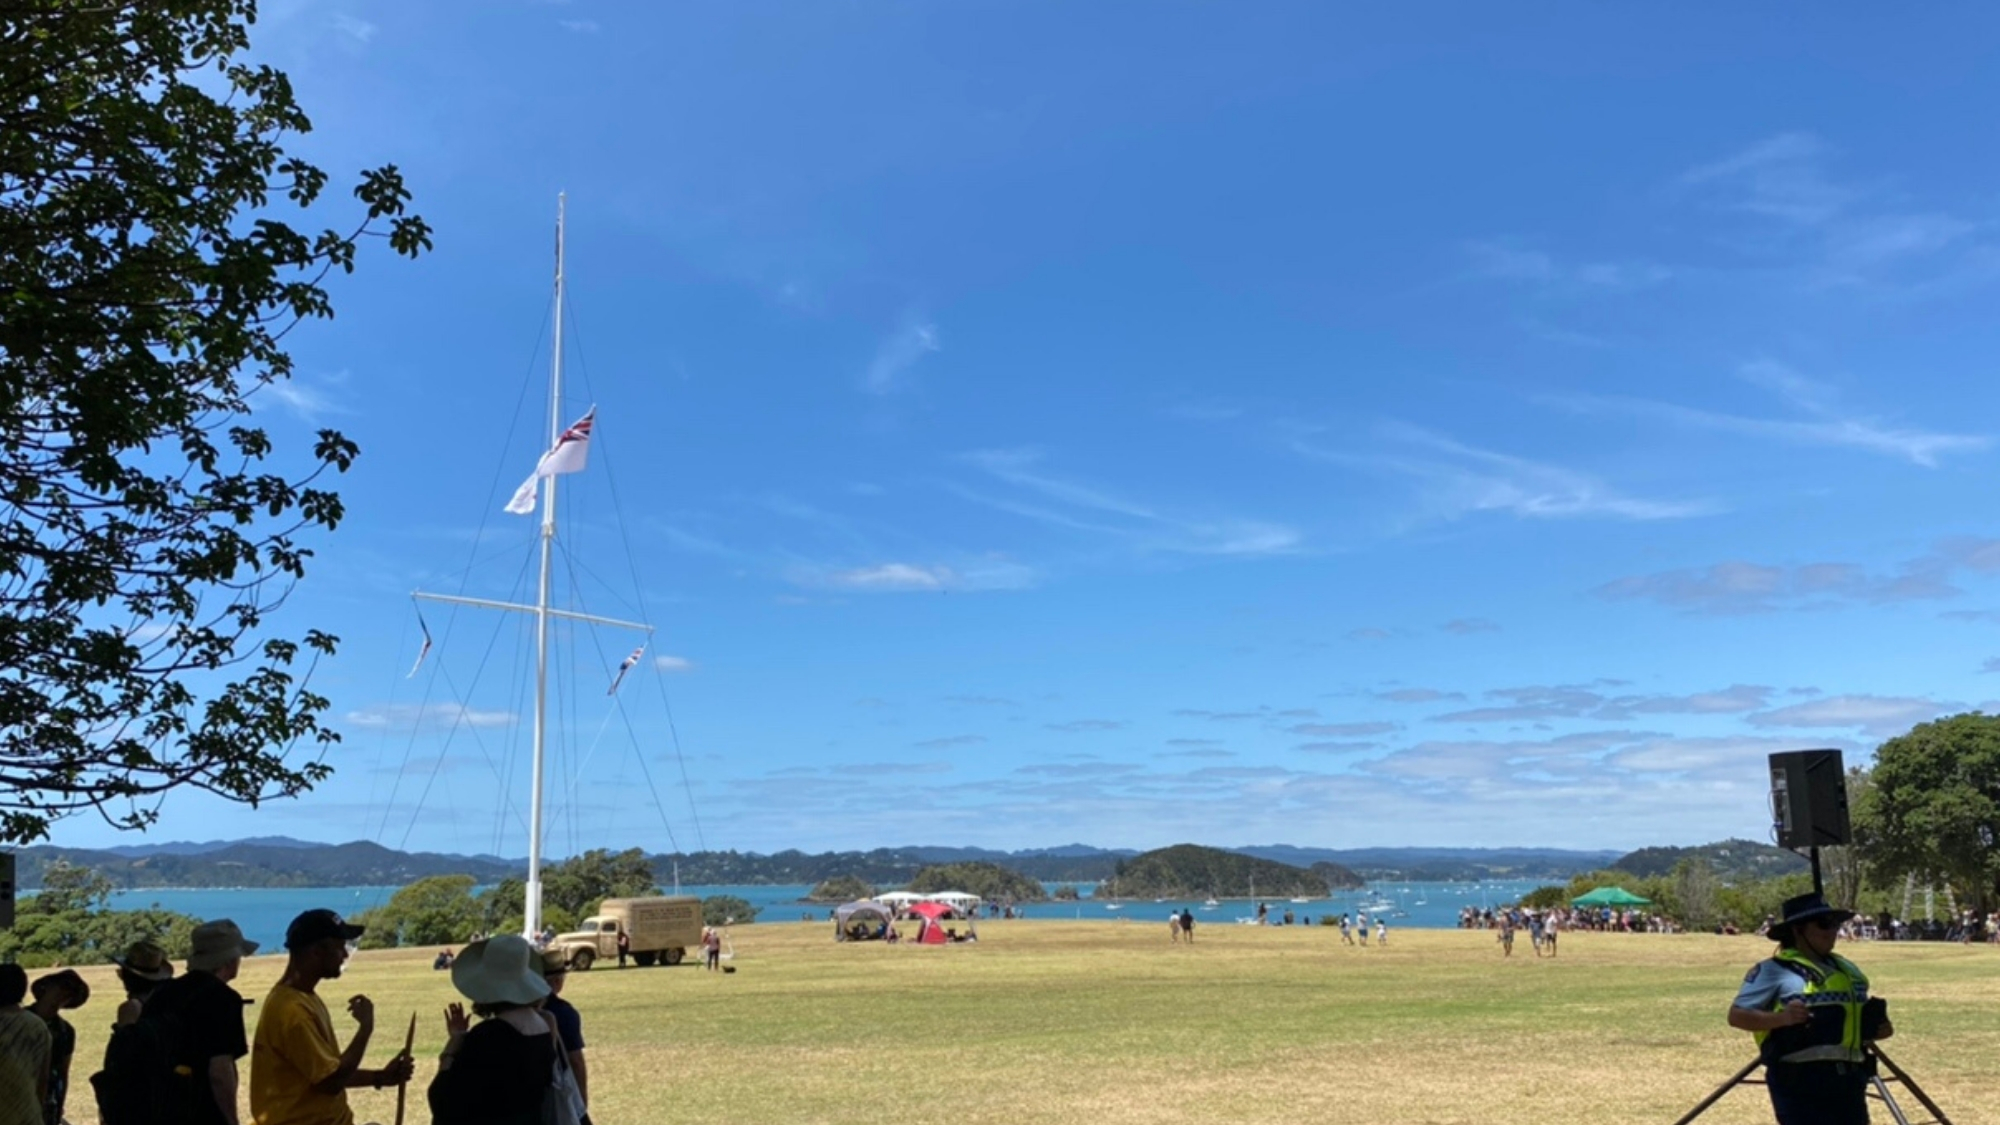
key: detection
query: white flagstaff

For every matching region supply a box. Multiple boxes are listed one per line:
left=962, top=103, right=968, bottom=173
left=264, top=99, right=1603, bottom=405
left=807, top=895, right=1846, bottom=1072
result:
left=412, top=194, right=650, bottom=943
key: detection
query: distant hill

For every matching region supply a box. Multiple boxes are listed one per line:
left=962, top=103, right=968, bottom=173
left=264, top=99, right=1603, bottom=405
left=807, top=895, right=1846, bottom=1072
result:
left=92, top=836, right=329, bottom=858
left=662, top=846, right=1132, bottom=886
left=1096, top=844, right=1329, bottom=899
left=1610, top=839, right=1808, bottom=883
left=15, top=841, right=520, bottom=889
left=1235, top=845, right=1621, bottom=881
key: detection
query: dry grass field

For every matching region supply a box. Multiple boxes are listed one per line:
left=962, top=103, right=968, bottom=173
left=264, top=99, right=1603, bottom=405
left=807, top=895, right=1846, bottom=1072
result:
left=50, top=920, right=2000, bottom=1124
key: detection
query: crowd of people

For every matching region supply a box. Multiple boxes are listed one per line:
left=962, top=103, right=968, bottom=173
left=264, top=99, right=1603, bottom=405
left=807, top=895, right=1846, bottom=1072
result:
left=0, top=910, right=600, bottom=1125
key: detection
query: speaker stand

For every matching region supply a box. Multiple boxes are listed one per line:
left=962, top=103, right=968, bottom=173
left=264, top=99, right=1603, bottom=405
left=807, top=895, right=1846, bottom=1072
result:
left=1669, top=1046, right=1954, bottom=1125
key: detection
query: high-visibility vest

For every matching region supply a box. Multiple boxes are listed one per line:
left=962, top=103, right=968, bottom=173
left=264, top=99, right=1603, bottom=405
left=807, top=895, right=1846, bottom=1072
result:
left=1753, top=949, right=1870, bottom=1063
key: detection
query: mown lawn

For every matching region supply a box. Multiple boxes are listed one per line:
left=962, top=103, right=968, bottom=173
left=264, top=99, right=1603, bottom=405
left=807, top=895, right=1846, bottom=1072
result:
left=55, top=920, right=1999, bottom=1124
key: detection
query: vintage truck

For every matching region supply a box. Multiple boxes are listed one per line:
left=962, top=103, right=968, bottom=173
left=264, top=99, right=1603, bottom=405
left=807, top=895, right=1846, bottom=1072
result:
left=549, top=895, right=704, bottom=970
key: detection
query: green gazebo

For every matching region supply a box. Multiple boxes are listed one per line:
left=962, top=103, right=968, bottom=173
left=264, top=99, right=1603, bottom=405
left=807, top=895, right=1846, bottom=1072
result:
left=1571, top=886, right=1652, bottom=907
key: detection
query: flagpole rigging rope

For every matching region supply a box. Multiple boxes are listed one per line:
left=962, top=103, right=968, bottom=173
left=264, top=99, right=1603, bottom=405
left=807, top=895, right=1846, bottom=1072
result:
left=562, top=289, right=708, bottom=854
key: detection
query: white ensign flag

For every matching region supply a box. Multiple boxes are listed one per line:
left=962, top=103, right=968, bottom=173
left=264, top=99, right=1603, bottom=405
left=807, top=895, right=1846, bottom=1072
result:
left=505, top=408, right=596, bottom=515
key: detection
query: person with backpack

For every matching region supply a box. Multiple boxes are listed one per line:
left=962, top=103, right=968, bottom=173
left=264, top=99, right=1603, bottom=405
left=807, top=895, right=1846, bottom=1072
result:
left=250, top=910, right=413, bottom=1125
left=139, top=920, right=260, bottom=1125
left=0, top=965, right=51, bottom=1125
left=27, top=970, right=87, bottom=1125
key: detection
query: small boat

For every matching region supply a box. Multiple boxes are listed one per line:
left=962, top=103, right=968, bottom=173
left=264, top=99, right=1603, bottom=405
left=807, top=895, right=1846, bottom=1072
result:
left=1288, top=896, right=1311, bottom=904
left=1103, top=903, right=1122, bottom=911
left=1203, top=898, right=1220, bottom=907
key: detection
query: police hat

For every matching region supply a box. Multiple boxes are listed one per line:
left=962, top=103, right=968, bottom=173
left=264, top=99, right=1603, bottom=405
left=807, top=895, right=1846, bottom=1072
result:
left=1767, top=892, right=1855, bottom=943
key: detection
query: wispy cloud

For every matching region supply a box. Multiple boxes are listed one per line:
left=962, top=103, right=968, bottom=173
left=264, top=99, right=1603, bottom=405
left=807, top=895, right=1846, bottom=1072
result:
left=331, top=14, right=377, bottom=44
left=801, top=558, right=1036, bottom=593
left=1373, top=687, right=1465, bottom=704
left=653, top=655, right=695, bottom=673
left=1595, top=539, right=2000, bottom=614
left=558, top=19, right=600, bottom=33
left=1746, top=694, right=1957, bottom=738
left=1467, top=240, right=1672, bottom=290
left=344, top=703, right=517, bottom=730
left=1441, top=618, right=1500, bottom=635
left=254, top=372, right=351, bottom=422
left=1290, top=721, right=1398, bottom=737
left=1297, top=423, right=1712, bottom=524
left=1678, top=132, right=1852, bottom=226
left=863, top=320, right=940, bottom=394
left=1556, top=360, right=1988, bottom=468
left=1045, top=719, right=1125, bottom=733
left=913, top=735, right=988, bottom=750
left=1675, top=133, right=1990, bottom=289
left=959, top=448, right=1301, bottom=557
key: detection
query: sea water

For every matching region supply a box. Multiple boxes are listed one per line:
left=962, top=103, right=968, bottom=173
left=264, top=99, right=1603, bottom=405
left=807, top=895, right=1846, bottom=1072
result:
left=108, top=880, right=1552, bottom=949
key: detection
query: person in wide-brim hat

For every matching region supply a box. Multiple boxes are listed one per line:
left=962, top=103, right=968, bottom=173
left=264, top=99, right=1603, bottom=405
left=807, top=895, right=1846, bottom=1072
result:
left=451, top=934, right=553, bottom=1009
left=30, top=969, right=89, bottom=1010
left=1766, top=892, right=1855, bottom=944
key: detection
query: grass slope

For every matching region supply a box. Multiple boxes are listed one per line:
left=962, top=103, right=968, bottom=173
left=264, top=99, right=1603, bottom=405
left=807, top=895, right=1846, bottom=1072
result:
left=54, top=922, right=1998, bottom=1125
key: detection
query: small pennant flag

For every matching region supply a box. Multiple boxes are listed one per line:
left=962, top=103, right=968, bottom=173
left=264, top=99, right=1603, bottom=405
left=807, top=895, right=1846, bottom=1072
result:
left=608, top=645, right=645, bottom=696
left=505, top=408, right=596, bottom=515
left=407, top=608, right=433, bottom=678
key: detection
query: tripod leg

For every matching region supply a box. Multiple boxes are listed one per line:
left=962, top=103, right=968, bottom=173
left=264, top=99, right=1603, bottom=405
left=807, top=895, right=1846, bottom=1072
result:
left=1870, top=1046, right=1955, bottom=1125
left=1670, top=1057, right=1764, bottom=1125
left=1869, top=1074, right=1914, bottom=1125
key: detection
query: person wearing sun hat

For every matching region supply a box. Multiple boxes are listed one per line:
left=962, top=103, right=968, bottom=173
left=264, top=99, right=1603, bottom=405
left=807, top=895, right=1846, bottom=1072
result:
left=145, top=920, right=259, bottom=1125
left=28, top=969, right=89, bottom=1125
left=1728, top=891, right=1892, bottom=1125
left=110, top=939, right=175, bottom=1027
left=427, top=935, right=557, bottom=1125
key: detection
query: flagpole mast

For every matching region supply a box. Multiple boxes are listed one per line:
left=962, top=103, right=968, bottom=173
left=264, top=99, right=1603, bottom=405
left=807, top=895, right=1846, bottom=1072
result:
left=526, top=192, right=567, bottom=942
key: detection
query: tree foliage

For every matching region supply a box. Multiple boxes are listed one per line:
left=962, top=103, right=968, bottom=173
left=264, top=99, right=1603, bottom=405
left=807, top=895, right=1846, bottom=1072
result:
left=0, top=0, right=429, bottom=843
left=907, top=860, right=1046, bottom=902
left=805, top=875, right=873, bottom=903
left=354, top=874, right=482, bottom=950
left=0, top=860, right=200, bottom=967
left=701, top=894, right=757, bottom=926
left=1859, top=713, right=2000, bottom=912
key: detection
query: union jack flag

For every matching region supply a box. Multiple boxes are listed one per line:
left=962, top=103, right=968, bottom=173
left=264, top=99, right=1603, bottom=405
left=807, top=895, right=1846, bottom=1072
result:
left=608, top=644, right=645, bottom=695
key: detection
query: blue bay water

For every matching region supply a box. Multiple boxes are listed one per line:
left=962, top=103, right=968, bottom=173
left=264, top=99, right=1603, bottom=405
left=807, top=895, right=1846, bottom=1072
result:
left=109, top=880, right=1551, bottom=950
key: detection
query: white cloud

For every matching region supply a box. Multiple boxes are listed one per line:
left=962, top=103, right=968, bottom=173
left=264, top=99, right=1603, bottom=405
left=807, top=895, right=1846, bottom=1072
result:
left=1678, top=132, right=1851, bottom=225
left=1596, top=541, right=1989, bottom=614
left=331, top=14, right=378, bottom=44
left=825, top=563, right=951, bottom=591
left=863, top=321, right=940, bottom=394
left=653, top=655, right=695, bottom=673
left=1746, top=695, right=1957, bottom=738
left=959, top=448, right=1301, bottom=557
left=1298, top=423, right=1712, bottom=524
left=343, top=703, right=517, bottom=731
left=558, top=19, right=600, bottom=33
left=1557, top=360, right=1988, bottom=469
left=1467, top=241, right=1672, bottom=290
left=255, top=372, right=351, bottom=422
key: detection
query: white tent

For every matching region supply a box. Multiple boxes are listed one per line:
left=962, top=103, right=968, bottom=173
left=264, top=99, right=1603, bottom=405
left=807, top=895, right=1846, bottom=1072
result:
left=925, top=891, right=983, bottom=910
left=874, top=891, right=926, bottom=905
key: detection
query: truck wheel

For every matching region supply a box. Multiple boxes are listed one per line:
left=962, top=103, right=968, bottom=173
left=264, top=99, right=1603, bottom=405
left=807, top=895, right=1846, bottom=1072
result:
left=663, top=947, right=685, bottom=965
left=570, top=950, right=594, bottom=972
left=632, top=951, right=657, bottom=967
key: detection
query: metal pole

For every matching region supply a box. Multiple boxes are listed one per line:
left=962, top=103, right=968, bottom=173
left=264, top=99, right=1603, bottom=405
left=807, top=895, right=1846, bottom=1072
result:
left=526, top=192, right=566, bottom=942
left=1668, top=1056, right=1763, bottom=1125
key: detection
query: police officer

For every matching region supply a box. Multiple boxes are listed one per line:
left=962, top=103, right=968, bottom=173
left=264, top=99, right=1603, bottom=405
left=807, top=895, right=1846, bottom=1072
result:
left=1728, top=892, right=1892, bottom=1125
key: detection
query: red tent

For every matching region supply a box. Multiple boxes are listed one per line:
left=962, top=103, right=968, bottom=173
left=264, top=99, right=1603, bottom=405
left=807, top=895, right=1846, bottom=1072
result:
left=914, top=917, right=948, bottom=945
left=907, top=901, right=954, bottom=921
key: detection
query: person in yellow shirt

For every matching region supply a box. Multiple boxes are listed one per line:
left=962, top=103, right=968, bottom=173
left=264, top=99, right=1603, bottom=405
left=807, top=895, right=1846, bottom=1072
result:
left=250, top=910, right=414, bottom=1125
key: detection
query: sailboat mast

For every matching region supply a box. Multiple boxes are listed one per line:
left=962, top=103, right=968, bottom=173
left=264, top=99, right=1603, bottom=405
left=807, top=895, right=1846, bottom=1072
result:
left=526, top=193, right=568, bottom=941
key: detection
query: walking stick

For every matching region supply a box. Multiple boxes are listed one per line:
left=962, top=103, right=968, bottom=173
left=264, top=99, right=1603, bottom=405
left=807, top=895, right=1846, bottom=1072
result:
left=393, top=1012, right=417, bottom=1125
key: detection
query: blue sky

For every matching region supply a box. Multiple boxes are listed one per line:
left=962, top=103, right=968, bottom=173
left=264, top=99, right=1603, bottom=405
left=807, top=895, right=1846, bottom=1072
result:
left=49, top=3, right=2000, bottom=858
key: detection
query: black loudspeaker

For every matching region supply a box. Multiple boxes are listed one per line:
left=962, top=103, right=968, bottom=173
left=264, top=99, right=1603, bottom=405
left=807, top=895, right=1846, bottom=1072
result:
left=1769, top=749, right=1851, bottom=848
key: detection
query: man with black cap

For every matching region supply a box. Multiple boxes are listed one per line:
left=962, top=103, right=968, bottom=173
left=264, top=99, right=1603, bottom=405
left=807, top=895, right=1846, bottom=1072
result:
left=146, top=920, right=259, bottom=1125
left=1728, top=892, right=1892, bottom=1125
left=250, top=910, right=413, bottom=1125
